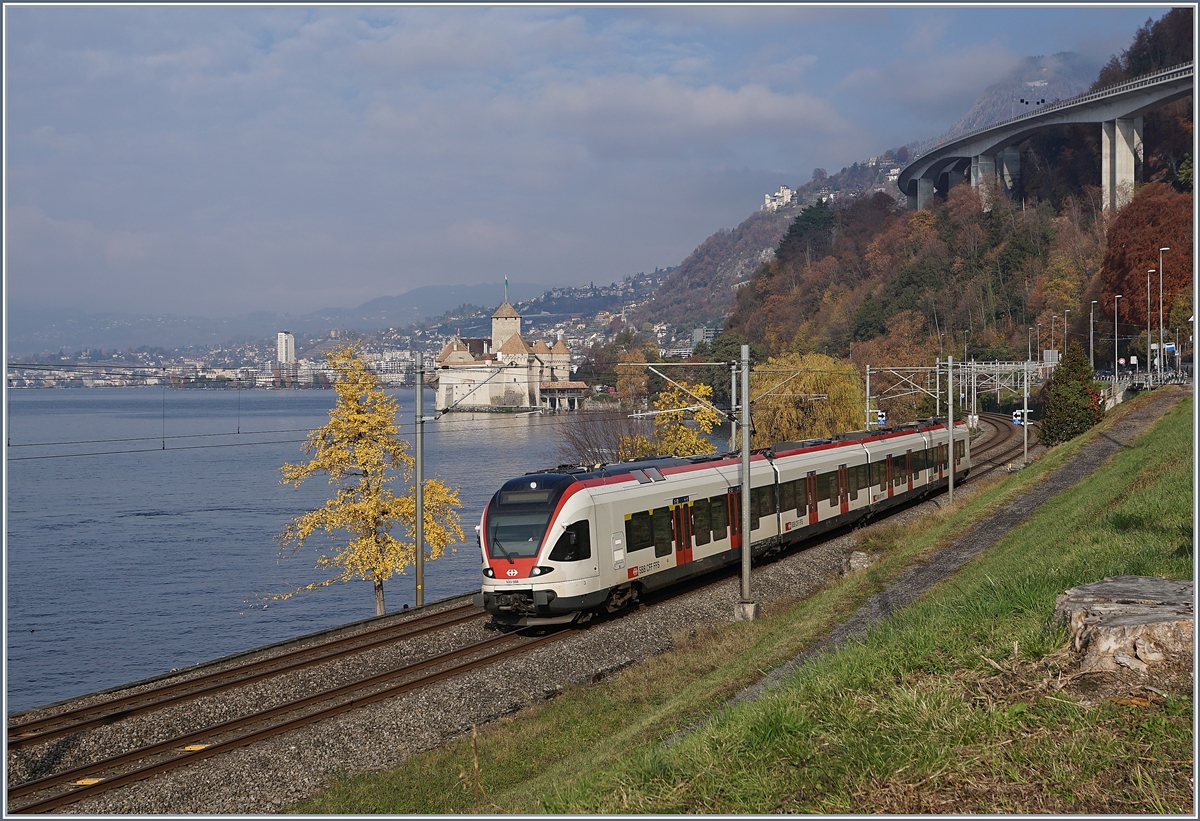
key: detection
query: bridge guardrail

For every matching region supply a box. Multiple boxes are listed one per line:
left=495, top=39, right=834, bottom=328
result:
left=909, top=62, right=1194, bottom=164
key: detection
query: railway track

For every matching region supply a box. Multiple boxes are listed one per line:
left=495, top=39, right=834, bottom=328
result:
left=8, top=601, right=483, bottom=751
left=969, top=412, right=1036, bottom=480
left=8, top=622, right=566, bottom=814
left=7, top=414, right=1031, bottom=813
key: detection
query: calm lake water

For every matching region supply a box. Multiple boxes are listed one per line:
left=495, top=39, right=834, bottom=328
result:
left=5, top=387, right=569, bottom=713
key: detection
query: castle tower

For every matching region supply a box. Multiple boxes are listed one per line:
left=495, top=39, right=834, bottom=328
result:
left=491, top=302, right=521, bottom=349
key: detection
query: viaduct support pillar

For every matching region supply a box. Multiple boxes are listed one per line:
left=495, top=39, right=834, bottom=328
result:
left=1102, top=117, right=1142, bottom=211
left=999, top=146, right=1020, bottom=196
left=916, top=177, right=935, bottom=210
left=971, top=153, right=996, bottom=209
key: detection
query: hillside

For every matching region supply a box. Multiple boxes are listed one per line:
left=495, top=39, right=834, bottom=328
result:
left=628, top=204, right=804, bottom=334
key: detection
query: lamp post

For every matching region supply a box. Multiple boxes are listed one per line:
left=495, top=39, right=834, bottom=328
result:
left=1027, top=327, right=1034, bottom=362
left=1037, top=323, right=1042, bottom=364
left=1063, top=308, right=1070, bottom=350
left=1147, top=269, right=1155, bottom=379
left=1114, top=295, right=1123, bottom=383
left=1158, top=247, right=1169, bottom=374
left=1051, top=314, right=1057, bottom=355
left=1090, top=300, right=1098, bottom=370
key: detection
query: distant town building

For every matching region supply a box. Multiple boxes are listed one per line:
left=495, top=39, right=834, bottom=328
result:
left=276, top=331, right=295, bottom=364
left=762, top=184, right=796, bottom=212
left=433, top=302, right=584, bottom=412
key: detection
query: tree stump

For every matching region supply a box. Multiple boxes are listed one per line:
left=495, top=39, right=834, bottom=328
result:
left=1054, top=576, right=1194, bottom=674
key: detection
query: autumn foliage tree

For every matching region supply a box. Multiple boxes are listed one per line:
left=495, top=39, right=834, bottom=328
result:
left=1038, top=340, right=1105, bottom=446
left=275, top=344, right=464, bottom=616
left=749, top=353, right=865, bottom=447
left=644, top=380, right=722, bottom=457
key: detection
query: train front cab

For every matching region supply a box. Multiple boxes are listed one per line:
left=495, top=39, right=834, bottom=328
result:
left=474, top=473, right=608, bottom=625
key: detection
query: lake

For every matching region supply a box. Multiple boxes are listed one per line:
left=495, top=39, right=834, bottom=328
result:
left=5, top=387, right=572, bottom=713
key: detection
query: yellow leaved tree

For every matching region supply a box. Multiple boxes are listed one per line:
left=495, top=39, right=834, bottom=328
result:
left=749, top=352, right=864, bottom=448
left=651, top=380, right=722, bottom=456
left=617, top=379, right=722, bottom=458
left=275, top=344, right=464, bottom=616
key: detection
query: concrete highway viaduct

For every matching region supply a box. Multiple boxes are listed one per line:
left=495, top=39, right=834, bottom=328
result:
left=898, top=62, right=1193, bottom=212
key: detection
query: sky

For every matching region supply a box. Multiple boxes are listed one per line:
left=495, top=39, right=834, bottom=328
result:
left=4, top=4, right=1172, bottom=321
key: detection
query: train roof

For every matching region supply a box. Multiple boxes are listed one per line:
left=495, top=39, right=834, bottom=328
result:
left=523, top=417, right=967, bottom=485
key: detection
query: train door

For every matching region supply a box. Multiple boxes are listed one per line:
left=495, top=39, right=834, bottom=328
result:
left=937, top=443, right=945, bottom=479
left=906, top=450, right=914, bottom=492
left=805, top=471, right=819, bottom=525
left=728, top=488, right=742, bottom=550
left=837, top=465, right=850, bottom=514
left=672, top=500, right=693, bottom=565
left=885, top=456, right=894, bottom=499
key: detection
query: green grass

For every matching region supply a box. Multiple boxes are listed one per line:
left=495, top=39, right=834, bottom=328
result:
left=290, top=390, right=1193, bottom=815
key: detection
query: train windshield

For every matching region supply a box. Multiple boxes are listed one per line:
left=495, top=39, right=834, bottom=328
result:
left=485, top=474, right=576, bottom=561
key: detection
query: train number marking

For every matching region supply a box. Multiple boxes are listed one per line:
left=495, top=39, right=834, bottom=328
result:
left=628, top=560, right=660, bottom=579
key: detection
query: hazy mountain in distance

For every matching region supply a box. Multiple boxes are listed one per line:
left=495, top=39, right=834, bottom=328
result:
left=909, top=52, right=1100, bottom=155
left=7, top=282, right=547, bottom=353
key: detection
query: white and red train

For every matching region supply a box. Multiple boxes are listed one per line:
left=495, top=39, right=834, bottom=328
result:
left=473, top=418, right=970, bottom=625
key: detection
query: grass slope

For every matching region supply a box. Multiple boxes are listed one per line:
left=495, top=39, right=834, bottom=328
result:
left=291, top=390, right=1193, bottom=815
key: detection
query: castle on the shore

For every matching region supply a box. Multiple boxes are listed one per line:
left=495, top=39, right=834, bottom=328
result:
left=433, top=302, right=586, bottom=412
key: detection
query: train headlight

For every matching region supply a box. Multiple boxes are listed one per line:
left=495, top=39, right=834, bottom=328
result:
left=483, top=567, right=496, bottom=578
left=528, top=566, right=554, bottom=577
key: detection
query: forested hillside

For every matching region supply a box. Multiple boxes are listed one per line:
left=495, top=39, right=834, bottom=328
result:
left=723, top=8, right=1192, bottom=371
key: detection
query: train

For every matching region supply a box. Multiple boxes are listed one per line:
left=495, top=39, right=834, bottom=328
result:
left=472, top=418, right=970, bottom=626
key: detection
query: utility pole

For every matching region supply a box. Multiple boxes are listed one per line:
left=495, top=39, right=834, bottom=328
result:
left=414, top=351, right=426, bottom=607
left=1022, top=360, right=1029, bottom=466
left=1159, top=247, right=1169, bottom=377
left=947, top=355, right=954, bottom=504
left=865, top=365, right=871, bottom=429
left=1090, top=300, right=1098, bottom=370
left=1114, top=295, right=1123, bottom=387
left=1147, top=270, right=1154, bottom=383
left=736, top=344, right=759, bottom=622
left=729, top=360, right=738, bottom=452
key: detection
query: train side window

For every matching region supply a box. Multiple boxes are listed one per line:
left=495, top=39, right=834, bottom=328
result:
left=847, top=467, right=858, bottom=501
left=548, top=520, right=591, bottom=562
left=857, top=464, right=870, bottom=491
left=780, top=480, right=796, bottom=513
left=652, top=506, right=672, bottom=557
left=892, top=458, right=903, bottom=487
left=824, top=472, right=838, bottom=505
left=869, top=460, right=883, bottom=488
left=692, top=499, right=712, bottom=546
left=625, top=511, right=653, bottom=552
left=710, top=494, right=729, bottom=540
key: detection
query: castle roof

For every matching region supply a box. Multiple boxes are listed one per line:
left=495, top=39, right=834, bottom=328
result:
left=531, top=340, right=552, bottom=355
left=436, top=337, right=478, bottom=365
left=497, top=333, right=530, bottom=355
left=492, top=302, right=521, bottom=319
left=551, top=338, right=570, bottom=354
